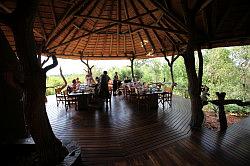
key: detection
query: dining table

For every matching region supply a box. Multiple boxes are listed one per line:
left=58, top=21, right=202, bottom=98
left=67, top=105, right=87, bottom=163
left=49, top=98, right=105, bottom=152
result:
left=68, top=91, right=93, bottom=111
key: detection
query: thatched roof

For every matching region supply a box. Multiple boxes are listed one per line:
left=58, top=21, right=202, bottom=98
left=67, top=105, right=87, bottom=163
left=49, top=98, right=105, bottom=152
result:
left=0, top=0, right=250, bottom=60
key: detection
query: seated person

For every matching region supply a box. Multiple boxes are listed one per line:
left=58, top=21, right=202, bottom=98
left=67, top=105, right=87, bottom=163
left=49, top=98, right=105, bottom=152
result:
left=95, top=76, right=100, bottom=84
left=76, top=77, right=81, bottom=84
left=124, top=76, right=131, bottom=83
left=94, top=76, right=100, bottom=95
left=67, top=79, right=79, bottom=93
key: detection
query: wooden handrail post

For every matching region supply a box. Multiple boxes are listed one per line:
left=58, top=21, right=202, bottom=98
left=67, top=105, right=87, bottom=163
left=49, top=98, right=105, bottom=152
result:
left=216, top=92, right=228, bottom=131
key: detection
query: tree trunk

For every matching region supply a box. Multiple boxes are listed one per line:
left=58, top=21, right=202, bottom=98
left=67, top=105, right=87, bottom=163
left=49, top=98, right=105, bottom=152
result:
left=182, top=44, right=204, bottom=129
left=0, top=28, right=27, bottom=142
left=170, top=65, right=174, bottom=85
left=197, top=47, right=203, bottom=94
left=9, top=0, right=68, bottom=164
left=164, top=53, right=179, bottom=89
left=130, top=58, right=135, bottom=81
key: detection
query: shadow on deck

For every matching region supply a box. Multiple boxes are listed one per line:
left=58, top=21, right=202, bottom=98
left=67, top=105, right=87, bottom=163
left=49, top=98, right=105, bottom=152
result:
left=46, top=95, right=250, bottom=165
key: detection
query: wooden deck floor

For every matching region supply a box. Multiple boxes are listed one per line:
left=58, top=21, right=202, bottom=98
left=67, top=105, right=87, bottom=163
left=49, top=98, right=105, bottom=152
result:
left=46, top=95, right=250, bottom=165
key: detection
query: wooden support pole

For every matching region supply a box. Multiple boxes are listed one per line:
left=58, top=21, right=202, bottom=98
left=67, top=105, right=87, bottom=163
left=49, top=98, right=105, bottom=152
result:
left=197, top=47, right=203, bottom=94
left=216, top=92, right=228, bottom=131
left=182, top=44, right=204, bottom=129
left=129, top=55, right=135, bottom=81
left=180, top=0, right=204, bottom=129
left=163, top=50, right=180, bottom=86
left=7, top=0, right=69, bottom=164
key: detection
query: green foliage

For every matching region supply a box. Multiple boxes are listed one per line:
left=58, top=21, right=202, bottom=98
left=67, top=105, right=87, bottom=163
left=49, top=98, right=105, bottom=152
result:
left=202, top=47, right=250, bottom=113
left=172, top=57, right=188, bottom=96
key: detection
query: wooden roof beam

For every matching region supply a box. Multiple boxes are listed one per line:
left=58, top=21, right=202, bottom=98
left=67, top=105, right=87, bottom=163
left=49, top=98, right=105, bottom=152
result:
left=61, top=0, right=103, bottom=54
left=33, top=29, right=45, bottom=39
left=72, top=23, right=90, bottom=32
left=72, top=37, right=82, bottom=53
left=57, top=27, right=74, bottom=53
left=45, top=0, right=91, bottom=48
left=76, top=15, right=188, bottom=35
left=137, top=0, right=177, bottom=50
left=82, top=35, right=91, bottom=53
left=127, top=21, right=159, bottom=34
left=51, top=23, right=115, bottom=51
left=0, top=2, right=12, bottom=13
left=37, top=10, right=47, bottom=40
left=49, top=0, right=57, bottom=27
left=47, top=8, right=159, bottom=51
left=161, top=16, right=186, bottom=45
left=137, top=0, right=177, bottom=43
left=129, top=0, right=156, bottom=52
left=216, top=0, right=233, bottom=32
left=137, top=31, right=147, bottom=53
left=123, top=34, right=126, bottom=53
left=196, top=0, right=215, bottom=13
left=152, top=29, right=164, bottom=50
left=76, top=8, right=159, bottom=24
left=101, top=0, right=115, bottom=56
left=0, top=2, right=46, bottom=40
left=59, top=55, right=135, bottom=60
left=150, top=0, right=191, bottom=33
left=101, top=32, right=108, bottom=56
left=85, top=0, right=108, bottom=55
left=117, top=0, right=121, bottom=56
left=110, top=34, right=113, bottom=55
left=123, top=0, right=136, bottom=54
left=93, top=34, right=100, bottom=55
left=156, top=12, right=164, bottom=24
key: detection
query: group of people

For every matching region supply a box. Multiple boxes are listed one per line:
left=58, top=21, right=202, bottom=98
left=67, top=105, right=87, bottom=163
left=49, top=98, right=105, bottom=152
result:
left=66, top=71, right=124, bottom=99
left=67, top=77, right=81, bottom=93
left=90, top=71, right=124, bottom=98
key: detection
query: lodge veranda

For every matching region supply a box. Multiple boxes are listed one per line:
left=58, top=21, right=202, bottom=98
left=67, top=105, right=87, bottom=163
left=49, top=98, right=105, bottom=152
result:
left=1, top=0, right=250, bottom=165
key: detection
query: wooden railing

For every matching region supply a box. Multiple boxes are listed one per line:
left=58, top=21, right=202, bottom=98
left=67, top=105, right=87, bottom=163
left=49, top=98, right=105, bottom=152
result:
left=209, top=92, right=250, bottom=131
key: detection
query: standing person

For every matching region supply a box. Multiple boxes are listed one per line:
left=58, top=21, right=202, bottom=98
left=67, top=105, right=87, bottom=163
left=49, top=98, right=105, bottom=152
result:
left=112, top=72, right=119, bottom=96
left=94, top=76, right=100, bottom=95
left=85, top=72, right=96, bottom=86
left=85, top=73, right=91, bottom=86
left=99, top=71, right=111, bottom=99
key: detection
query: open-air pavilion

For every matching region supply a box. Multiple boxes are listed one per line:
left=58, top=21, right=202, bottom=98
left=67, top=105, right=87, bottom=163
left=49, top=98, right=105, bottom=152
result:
left=1, top=0, right=250, bottom=165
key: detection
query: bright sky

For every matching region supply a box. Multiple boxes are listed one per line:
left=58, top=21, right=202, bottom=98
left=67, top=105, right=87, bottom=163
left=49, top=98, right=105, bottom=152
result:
left=42, top=56, right=130, bottom=76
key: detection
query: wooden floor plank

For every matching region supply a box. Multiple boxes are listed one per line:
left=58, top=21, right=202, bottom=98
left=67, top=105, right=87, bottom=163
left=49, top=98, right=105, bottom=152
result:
left=45, top=95, right=250, bottom=165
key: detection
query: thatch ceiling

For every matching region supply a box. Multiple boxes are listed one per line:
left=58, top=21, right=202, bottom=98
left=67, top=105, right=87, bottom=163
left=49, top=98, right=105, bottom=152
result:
left=0, top=0, right=250, bottom=60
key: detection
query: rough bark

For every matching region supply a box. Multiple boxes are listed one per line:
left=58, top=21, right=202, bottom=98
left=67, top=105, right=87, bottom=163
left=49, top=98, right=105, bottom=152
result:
left=130, top=56, right=135, bottom=81
left=8, top=0, right=68, bottom=164
left=180, top=0, right=204, bottom=129
left=197, top=47, right=203, bottom=94
left=164, top=52, right=180, bottom=88
left=54, top=67, right=67, bottom=94
left=0, top=28, right=27, bottom=142
left=80, top=55, right=94, bottom=75
left=182, top=44, right=204, bottom=129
